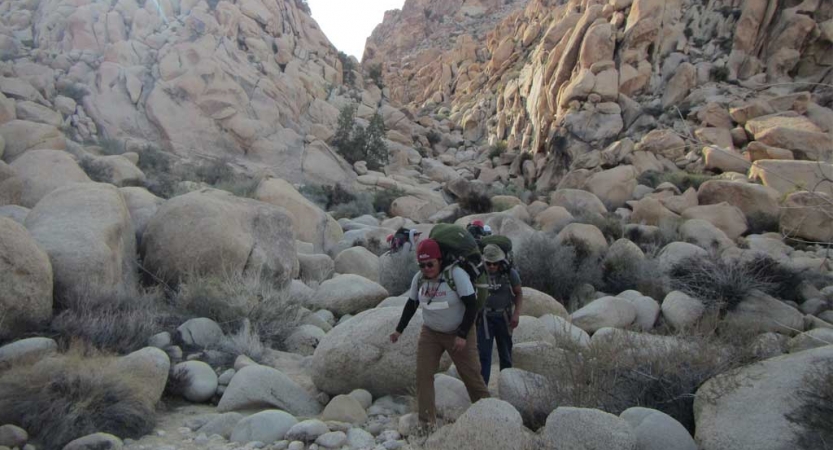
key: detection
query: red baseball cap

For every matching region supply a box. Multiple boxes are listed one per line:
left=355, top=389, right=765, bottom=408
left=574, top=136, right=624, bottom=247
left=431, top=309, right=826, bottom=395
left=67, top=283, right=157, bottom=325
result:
left=417, top=239, right=442, bottom=262
left=471, top=220, right=484, bottom=227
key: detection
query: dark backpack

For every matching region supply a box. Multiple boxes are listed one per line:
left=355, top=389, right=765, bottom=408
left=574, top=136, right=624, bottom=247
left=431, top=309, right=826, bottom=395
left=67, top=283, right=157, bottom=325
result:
left=418, top=224, right=490, bottom=309
left=390, top=227, right=412, bottom=253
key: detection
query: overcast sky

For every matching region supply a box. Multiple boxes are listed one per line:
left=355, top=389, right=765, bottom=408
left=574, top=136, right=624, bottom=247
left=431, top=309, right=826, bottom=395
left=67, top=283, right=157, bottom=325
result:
left=307, top=0, right=406, bottom=60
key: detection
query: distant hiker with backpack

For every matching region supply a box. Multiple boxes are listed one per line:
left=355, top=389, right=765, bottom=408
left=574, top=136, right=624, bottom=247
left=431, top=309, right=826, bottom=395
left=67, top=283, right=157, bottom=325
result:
left=477, top=243, right=523, bottom=385
left=389, top=238, right=490, bottom=425
left=387, top=227, right=422, bottom=254
left=466, top=220, right=487, bottom=242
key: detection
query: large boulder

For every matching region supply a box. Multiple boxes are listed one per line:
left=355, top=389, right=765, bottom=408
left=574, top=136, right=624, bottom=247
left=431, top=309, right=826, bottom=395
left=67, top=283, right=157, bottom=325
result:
left=681, top=203, right=748, bottom=240
left=0, top=161, right=22, bottom=206
left=0, top=337, right=57, bottom=369
left=311, top=307, right=449, bottom=397
left=321, top=394, right=368, bottom=424
left=433, top=374, right=472, bottom=420
left=724, top=290, right=804, bottom=335
left=621, top=407, right=697, bottom=450
left=749, top=160, right=833, bottom=197
left=639, top=130, right=686, bottom=160
left=230, top=410, right=298, bottom=444
left=571, top=297, right=637, bottom=333
left=697, top=180, right=780, bottom=225
left=0, top=218, right=52, bottom=337
left=616, top=291, right=659, bottom=331
left=694, top=346, right=833, bottom=450
left=309, top=274, right=388, bottom=316
left=540, top=407, right=637, bottom=450
left=657, top=242, right=708, bottom=270
left=512, top=341, right=572, bottom=375
left=0, top=205, right=28, bottom=224
left=9, top=149, right=91, bottom=208
left=550, top=189, right=607, bottom=217
left=334, top=247, right=380, bottom=283
left=111, top=347, right=170, bottom=408
left=540, top=314, right=591, bottom=349
left=780, top=191, right=833, bottom=243
left=297, top=253, right=335, bottom=283
left=585, top=165, right=638, bottom=209
left=254, top=178, right=343, bottom=254
left=119, top=187, right=164, bottom=246
left=555, top=223, right=609, bottom=257
left=661, top=291, right=705, bottom=330
left=534, top=206, right=574, bottom=232
left=0, top=120, right=65, bottom=162
left=174, top=361, right=218, bottom=403
left=217, top=365, right=322, bottom=416
left=140, top=189, right=297, bottom=286
left=744, top=113, right=833, bottom=161
left=680, top=219, right=735, bottom=252
left=25, top=183, right=136, bottom=300
left=521, top=288, right=568, bottom=318
left=498, top=368, right=556, bottom=427
left=423, top=399, right=538, bottom=450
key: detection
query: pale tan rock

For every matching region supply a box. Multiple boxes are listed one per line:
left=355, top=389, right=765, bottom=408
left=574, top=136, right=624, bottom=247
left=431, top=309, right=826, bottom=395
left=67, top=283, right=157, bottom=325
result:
left=662, top=63, right=696, bottom=109
left=681, top=202, right=748, bottom=241
left=141, top=189, right=297, bottom=286
left=660, top=187, right=699, bottom=215
left=15, top=101, right=63, bottom=127
left=703, top=147, right=752, bottom=174
left=25, top=183, right=136, bottom=300
left=0, top=161, right=22, bottom=206
left=780, top=191, right=833, bottom=243
left=629, top=197, right=680, bottom=226
left=9, top=149, right=91, bottom=208
left=585, top=165, right=638, bottom=209
left=550, top=189, right=607, bottom=217
left=534, top=206, right=574, bottom=232
left=639, top=130, right=686, bottom=160
left=0, top=120, right=65, bottom=162
left=695, top=128, right=734, bottom=149
left=697, top=180, right=780, bottom=224
left=255, top=177, right=343, bottom=254
left=746, top=142, right=794, bottom=162
left=696, top=103, right=734, bottom=129
left=0, top=218, right=52, bottom=337
left=334, top=247, right=380, bottom=283
left=749, top=160, right=833, bottom=197
left=745, top=113, right=833, bottom=161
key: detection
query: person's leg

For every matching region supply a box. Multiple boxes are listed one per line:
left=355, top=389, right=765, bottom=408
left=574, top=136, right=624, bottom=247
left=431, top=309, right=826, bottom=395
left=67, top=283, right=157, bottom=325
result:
left=494, top=314, right=513, bottom=371
left=449, top=325, right=491, bottom=403
left=476, top=314, right=495, bottom=385
left=416, top=326, right=444, bottom=424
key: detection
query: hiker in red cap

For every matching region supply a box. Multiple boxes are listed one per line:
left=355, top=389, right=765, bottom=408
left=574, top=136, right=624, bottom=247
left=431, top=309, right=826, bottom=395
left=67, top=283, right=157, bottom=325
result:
left=390, top=238, right=490, bottom=426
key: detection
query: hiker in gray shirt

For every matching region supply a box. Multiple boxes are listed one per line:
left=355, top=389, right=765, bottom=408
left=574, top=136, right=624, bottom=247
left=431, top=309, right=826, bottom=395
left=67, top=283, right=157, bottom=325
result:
left=476, top=244, right=523, bottom=384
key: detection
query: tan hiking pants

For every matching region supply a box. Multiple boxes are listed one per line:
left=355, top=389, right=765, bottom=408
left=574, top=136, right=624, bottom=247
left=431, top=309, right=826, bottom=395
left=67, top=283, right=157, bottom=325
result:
left=416, top=325, right=490, bottom=423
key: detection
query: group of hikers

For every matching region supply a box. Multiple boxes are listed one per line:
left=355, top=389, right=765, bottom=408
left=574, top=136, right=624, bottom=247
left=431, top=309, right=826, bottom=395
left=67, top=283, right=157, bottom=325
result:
left=386, top=220, right=523, bottom=425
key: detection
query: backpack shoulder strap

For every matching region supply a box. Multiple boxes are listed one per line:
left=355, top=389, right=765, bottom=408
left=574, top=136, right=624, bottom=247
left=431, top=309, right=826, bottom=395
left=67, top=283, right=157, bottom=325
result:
left=441, top=263, right=458, bottom=293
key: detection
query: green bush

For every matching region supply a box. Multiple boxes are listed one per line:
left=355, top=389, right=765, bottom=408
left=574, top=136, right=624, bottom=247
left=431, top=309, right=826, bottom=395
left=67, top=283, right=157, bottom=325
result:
left=195, top=158, right=235, bottom=185
left=373, top=187, right=406, bottom=215
left=459, top=190, right=492, bottom=215
left=573, top=212, right=624, bottom=243
left=489, top=141, right=508, bottom=159
left=331, top=193, right=375, bottom=220
left=710, top=65, right=730, bottom=82
left=426, top=130, right=442, bottom=146
left=338, top=51, right=356, bottom=86
left=368, top=64, right=384, bottom=89
left=332, top=105, right=389, bottom=171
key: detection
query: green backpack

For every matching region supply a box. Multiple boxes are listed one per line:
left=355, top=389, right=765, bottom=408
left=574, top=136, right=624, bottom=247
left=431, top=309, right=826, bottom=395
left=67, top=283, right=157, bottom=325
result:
left=418, top=224, right=490, bottom=309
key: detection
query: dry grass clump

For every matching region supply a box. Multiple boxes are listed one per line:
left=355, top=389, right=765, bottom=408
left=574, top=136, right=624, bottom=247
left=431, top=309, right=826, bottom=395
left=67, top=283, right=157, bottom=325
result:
left=0, top=349, right=156, bottom=450
left=173, top=272, right=304, bottom=351
left=379, top=248, right=420, bottom=297
left=540, top=325, right=762, bottom=433
left=787, top=360, right=833, bottom=450
left=669, top=254, right=806, bottom=311
left=515, top=232, right=603, bottom=305
left=50, top=286, right=175, bottom=354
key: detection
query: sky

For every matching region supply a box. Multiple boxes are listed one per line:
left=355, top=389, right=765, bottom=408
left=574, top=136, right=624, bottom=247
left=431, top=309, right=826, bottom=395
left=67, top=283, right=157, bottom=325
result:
left=306, top=0, right=406, bottom=61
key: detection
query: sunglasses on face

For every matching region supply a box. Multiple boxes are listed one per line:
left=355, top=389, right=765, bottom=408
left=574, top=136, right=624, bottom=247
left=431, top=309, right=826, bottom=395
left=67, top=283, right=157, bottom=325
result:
left=418, top=262, right=436, bottom=269
left=485, top=261, right=500, bottom=267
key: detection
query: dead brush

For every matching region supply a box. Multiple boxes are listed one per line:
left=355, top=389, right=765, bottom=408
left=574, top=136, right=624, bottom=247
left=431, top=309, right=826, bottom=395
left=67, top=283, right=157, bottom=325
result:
left=538, top=324, right=764, bottom=433
left=0, top=348, right=156, bottom=450
left=50, top=286, right=175, bottom=354
left=173, top=271, right=304, bottom=351
left=787, top=359, right=833, bottom=450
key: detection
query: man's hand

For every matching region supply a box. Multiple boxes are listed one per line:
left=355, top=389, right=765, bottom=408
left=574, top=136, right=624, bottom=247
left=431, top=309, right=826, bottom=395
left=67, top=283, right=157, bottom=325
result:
left=452, top=337, right=466, bottom=353
left=510, top=312, right=520, bottom=329
left=389, top=331, right=401, bottom=343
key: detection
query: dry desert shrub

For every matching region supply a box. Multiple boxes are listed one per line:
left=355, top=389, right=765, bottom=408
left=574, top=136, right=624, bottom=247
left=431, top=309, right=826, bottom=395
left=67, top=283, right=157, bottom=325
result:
left=0, top=349, right=156, bottom=450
